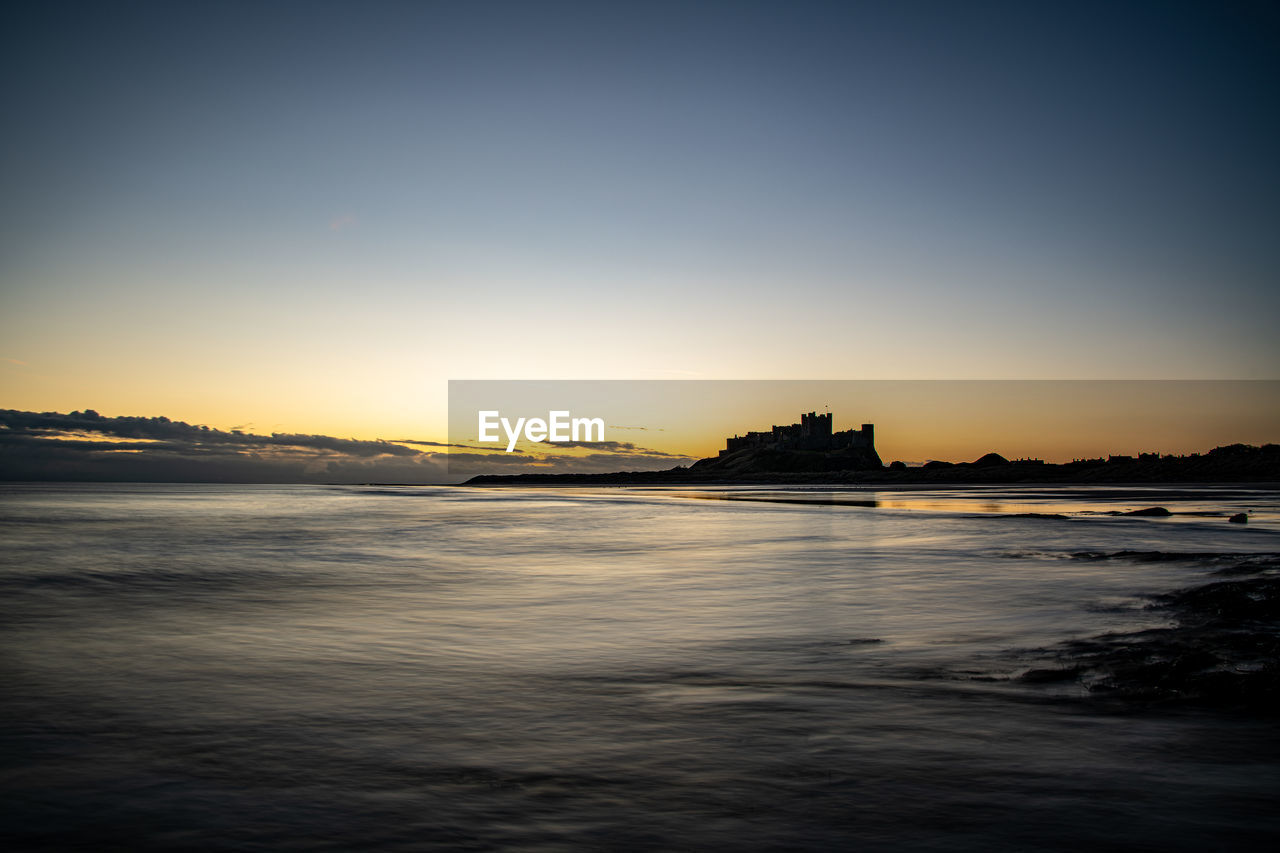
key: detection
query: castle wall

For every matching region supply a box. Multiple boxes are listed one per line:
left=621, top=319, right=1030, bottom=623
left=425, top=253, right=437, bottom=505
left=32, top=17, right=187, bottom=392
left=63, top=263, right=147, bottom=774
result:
left=719, top=412, right=875, bottom=456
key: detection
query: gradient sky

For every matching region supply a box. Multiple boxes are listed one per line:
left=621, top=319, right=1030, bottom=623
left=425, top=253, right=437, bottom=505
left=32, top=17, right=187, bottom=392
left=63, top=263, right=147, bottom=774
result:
left=3, top=1, right=1278, bottom=447
left=448, top=380, right=1280, bottom=466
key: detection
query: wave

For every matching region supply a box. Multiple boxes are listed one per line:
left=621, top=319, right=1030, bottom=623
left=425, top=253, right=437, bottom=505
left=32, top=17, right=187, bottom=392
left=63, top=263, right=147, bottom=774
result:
left=1066, top=550, right=1280, bottom=576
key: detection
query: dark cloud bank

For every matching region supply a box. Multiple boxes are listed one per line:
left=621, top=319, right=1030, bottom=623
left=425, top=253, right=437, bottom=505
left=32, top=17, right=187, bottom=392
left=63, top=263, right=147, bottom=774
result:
left=0, top=409, right=692, bottom=483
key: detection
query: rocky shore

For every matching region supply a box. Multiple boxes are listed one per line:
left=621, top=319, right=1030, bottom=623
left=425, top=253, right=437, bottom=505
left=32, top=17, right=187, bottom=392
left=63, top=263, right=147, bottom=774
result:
left=1021, top=552, right=1280, bottom=711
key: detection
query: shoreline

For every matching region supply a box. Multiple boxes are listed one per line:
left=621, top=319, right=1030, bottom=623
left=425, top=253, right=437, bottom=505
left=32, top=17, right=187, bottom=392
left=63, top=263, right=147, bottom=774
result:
left=460, top=473, right=1280, bottom=488
left=461, top=444, right=1280, bottom=487
left=459, top=477, right=1280, bottom=490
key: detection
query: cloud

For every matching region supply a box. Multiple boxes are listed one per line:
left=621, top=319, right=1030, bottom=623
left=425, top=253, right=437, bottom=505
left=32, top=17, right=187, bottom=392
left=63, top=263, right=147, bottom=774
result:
left=1, top=358, right=27, bottom=366
left=393, top=438, right=523, bottom=452
left=0, top=410, right=704, bottom=484
left=551, top=452, right=697, bottom=472
left=535, top=439, right=686, bottom=457
left=444, top=444, right=700, bottom=480
left=0, top=409, right=448, bottom=483
left=443, top=451, right=545, bottom=467
left=329, top=214, right=357, bottom=231
left=1, top=409, right=430, bottom=457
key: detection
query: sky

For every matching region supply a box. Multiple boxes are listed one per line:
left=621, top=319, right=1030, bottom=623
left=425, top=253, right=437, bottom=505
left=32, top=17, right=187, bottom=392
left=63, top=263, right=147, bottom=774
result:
left=5, top=380, right=1277, bottom=482
left=2, top=0, right=1278, bottom=466
left=447, top=380, right=1280, bottom=467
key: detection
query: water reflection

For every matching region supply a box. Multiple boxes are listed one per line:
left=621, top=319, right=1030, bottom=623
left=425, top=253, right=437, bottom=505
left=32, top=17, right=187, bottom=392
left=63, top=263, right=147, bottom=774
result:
left=1, top=483, right=1276, bottom=850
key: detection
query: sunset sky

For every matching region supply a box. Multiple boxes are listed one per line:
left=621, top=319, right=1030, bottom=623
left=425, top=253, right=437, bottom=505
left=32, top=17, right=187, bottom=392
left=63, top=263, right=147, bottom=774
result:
left=3, top=1, right=1278, bottom=467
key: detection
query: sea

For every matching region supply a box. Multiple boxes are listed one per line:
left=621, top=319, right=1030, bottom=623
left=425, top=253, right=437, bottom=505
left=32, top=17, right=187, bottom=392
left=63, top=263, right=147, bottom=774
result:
left=2, top=482, right=1278, bottom=851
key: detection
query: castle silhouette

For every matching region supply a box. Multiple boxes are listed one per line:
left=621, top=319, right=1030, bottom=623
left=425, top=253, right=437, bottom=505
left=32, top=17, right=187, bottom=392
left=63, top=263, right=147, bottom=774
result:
left=720, top=412, right=875, bottom=457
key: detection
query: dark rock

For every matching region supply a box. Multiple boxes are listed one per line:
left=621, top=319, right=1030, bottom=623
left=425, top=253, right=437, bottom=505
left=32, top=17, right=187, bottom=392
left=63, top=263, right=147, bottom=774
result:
left=1028, top=572, right=1280, bottom=710
left=1161, top=576, right=1280, bottom=624
left=888, top=460, right=907, bottom=470
left=1123, top=506, right=1172, bottom=517
left=1063, top=550, right=1280, bottom=576
left=1229, top=513, right=1248, bottom=524
left=1019, top=667, right=1081, bottom=683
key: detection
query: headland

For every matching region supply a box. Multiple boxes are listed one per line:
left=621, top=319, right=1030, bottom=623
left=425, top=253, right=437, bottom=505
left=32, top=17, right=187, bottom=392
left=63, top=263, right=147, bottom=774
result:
left=464, top=411, right=1280, bottom=485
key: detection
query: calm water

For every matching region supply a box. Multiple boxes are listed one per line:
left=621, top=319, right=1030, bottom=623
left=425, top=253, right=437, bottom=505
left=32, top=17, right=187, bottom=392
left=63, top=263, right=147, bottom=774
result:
left=2, top=483, right=1278, bottom=850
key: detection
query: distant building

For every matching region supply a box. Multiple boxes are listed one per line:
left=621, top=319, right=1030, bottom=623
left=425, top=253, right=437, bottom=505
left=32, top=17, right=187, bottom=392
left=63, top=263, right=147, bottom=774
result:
left=719, top=411, right=875, bottom=457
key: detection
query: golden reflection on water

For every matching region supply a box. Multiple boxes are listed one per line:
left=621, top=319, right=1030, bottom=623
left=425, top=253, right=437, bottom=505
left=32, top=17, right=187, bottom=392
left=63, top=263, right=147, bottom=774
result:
left=667, top=487, right=1278, bottom=525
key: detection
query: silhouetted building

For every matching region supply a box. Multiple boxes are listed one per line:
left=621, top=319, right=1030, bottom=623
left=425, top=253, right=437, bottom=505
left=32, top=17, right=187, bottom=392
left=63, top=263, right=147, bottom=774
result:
left=720, top=411, right=875, bottom=457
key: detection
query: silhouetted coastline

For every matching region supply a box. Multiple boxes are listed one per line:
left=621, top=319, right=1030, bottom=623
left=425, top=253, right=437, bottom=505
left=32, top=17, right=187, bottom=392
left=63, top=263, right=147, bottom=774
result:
left=464, top=442, right=1280, bottom=486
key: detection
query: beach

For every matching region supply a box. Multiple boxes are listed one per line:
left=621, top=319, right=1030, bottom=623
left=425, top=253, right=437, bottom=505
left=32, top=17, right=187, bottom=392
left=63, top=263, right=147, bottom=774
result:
left=2, top=483, right=1277, bottom=850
